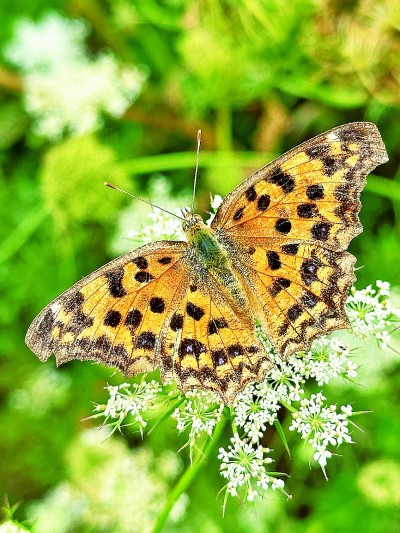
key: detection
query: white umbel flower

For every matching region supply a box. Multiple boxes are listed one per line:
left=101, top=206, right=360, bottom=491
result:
left=4, top=13, right=88, bottom=73
left=172, top=390, right=224, bottom=457
left=218, top=434, right=284, bottom=504
left=5, top=12, right=146, bottom=139
left=94, top=381, right=162, bottom=436
left=289, top=393, right=353, bottom=476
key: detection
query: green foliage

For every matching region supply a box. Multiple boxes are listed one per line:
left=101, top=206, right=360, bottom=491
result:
left=40, top=134, right=130, bottom=227
left=1, top=0, right=400, bottom=532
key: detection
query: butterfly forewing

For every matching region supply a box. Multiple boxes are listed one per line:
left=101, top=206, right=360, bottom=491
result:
left=212, top=122, right=388, bottom=252
left=26, top=241, right=189, bottom=375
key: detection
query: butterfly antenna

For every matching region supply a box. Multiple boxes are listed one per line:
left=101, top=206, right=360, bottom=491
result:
left=104, top=182, right=185, bottom=221
left=191, top=129, right=202, bottom=213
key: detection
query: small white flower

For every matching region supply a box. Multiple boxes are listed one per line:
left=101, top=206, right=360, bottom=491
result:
left=6, top=12, right=146, bottom=139
left=297, top=336, right=357, bottom=386
left=94, top=381, right=162, bottom=435
left=205, top=195, right=224, bottom=225
left=313, top=446, right=332, bottom=468
left=4, top=13, right=88, bottom=73
left=127, top=207, right=186, bottom=245
left=376, top=280, right=390, bottom=296
left=289, top=393, right=354, bottom=473
left=233, top=382, right=280, bottom=443
left=172, top=390, right=224, bottom=458
left=346, top=282, right=400, bottom=344
left=218, top=434, right=284, bottom=504
left=210, top=194, right=223, bottom=210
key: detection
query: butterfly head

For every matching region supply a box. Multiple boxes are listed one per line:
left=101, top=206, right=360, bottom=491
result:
left=181, top=208, right=204, bottom=235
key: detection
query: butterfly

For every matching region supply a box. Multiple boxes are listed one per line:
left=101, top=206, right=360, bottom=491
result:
left=26, top=122, right=388, bottom=404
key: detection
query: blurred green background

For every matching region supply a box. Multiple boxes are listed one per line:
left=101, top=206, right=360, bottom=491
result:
left=1, top=1, right=400, bottom=531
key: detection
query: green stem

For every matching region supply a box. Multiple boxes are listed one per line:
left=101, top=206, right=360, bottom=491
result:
left=119, top=151, right=274, bottom=175
left=279, top=399, right=297, bottom=414
left=0, top=207, right=47, bottom=264
left=152, top=415, right=227, bottom=533
left=148, top=396, right=185, bottom=435
left=215, top=107, right=233, bottom=152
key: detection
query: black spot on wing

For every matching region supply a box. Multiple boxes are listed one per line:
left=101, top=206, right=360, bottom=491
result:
left=281, top=243, right=299, bottom=255
left=301, top=259, right=320, bottom=285
left=227, top=344, right=244, bottom=357
left=135, top=271, right=154, bottom=283
left=179, top=338, right=205, bottom=359
left=170, top=313, right=183, bottom=331
left=158, top=256, right=172, bottom=265
left=257, top=194, right=271, bottom=211
left=269, top=167, right=295, bottom=193
left=305, top=144, right=328, bottom=159
left=211, top=349, right=227, bottom=366
left=311, top=222, right=332, bottom=241
left=287, top=305, right=303, bottom=321
left=208, top=317, right=229, bottom=335
left=245, top=185, right=257, bottom=201
left=150, top=297, right=165, bottom=313
left=186, top=302, right=205, bottom=321
left=275, top=218, right=292, bottom=234
left=297, top=203, right=318, bottom=218
left=301, top=291, right=318, bottom=309
left=233, top=207, right=244, bottom=221
left=37, top=309, right=56, bottom=336
left=64, top=291, right=84, bottom=312
left=136, top=332, right=156, bottom=350
left=125, top=309, right=142, bottom=329
left=105, top=268, right=127, bottom=298
left=269, top=277, right=291, bottom=297
left=306, top=184, right=324, bottom=200
left=267, top=251, right=281, bottom=270
left=133, top=256, right=148, bottom=270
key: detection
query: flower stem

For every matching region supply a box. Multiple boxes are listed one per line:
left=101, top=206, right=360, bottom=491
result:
left=152, top=415, right=227, bottom=533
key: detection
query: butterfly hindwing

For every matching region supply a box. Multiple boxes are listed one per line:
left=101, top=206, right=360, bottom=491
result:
left=231, top=242, right=356, bottom=357
left=161, top=280, right=272, bottom=403
left=212, top=122, right=388, bottom=252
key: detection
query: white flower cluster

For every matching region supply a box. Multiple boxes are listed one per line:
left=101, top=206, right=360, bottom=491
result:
left=346, top=281, right=400, bottom=348
left=288, top=336, right=358, bottom=386
left=205, top=194, right=224, bottom=225
left=94, top=381, right=162, bottom=435
left=233, top=382, right=281, bottom=443
left=172, top=390, right=224, bottom=458
left=4, top=13, right=145, bottom=139
left=218, top=434, right=285, bottom=505
left=289, top=393, right=353, bottom=475
left=127, top=207, right=187, bottom=246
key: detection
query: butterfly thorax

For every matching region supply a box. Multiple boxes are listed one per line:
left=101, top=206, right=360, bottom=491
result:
left=183, top=214, right=250, bottom=314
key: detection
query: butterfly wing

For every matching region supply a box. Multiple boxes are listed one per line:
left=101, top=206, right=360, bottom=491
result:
left=232, top=242, right=356, bottom=357
left=160, top=278, right=271, bottom=403
left=26, top=239, right=271, bottom=402
left=26, top=241, right=190, bottom=376
left=212, top=122, right=388, bottom=356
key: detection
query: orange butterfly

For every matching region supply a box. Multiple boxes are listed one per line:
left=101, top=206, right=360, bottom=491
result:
left=26, top=122, right=388, bottom=403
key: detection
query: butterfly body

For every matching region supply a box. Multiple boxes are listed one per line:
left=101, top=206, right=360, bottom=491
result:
left=186, top=218, right=249, bottom=315
left=26, top=122, right=388, bottom=403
